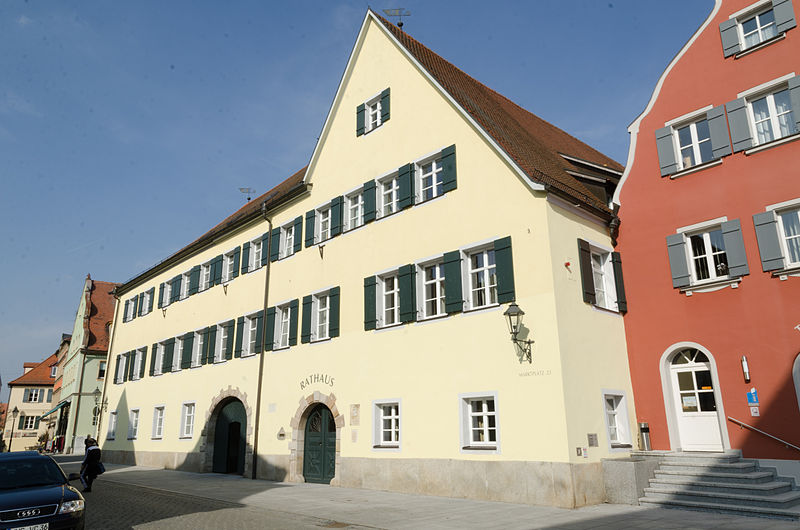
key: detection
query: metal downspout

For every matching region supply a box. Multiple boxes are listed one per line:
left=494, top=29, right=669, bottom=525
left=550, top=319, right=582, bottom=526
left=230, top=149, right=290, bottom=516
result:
left=252, top=203, right=273, bottom=479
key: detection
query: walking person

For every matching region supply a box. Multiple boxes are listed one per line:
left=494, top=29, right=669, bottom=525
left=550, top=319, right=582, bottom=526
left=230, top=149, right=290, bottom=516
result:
left=79, top=438, right=102, bottom=492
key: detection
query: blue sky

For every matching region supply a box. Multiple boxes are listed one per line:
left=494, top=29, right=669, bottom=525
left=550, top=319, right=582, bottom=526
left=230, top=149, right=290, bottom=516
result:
left=0, top=0, right=714, bottom=401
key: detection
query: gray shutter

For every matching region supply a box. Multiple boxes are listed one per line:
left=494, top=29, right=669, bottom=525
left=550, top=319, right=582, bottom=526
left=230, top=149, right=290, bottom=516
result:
left=158, top=284, right=165, bottom=308
left=232, top=247, right=240, bottom=279
left=611, top=252, right=627, bottom=313
left=241, top=242, right=251, bottom=274
left=440, top=144, right=457, bottom=193
left=329, top=287, right=341, bottom=338
left=655, top=127, right=679, bottom=176
left=726, top=98, right=754, bottom=152
left=398, top=163, right=415, bottom=209
left=181, top=333, right=194, bottom=369
left=443, top=251, right=463, bottom=313
left=380, top=88, right=390, bottom=123
left=47, top=389, right=52, bottom=403
left=721, top=219, right=750, bottom=278
left=301, top=295, right=312, bottom=343
left=261, top=233, right=270, bottom=266
left=305, top=210, right=316, bottom=247
left=38, top=389, right=44, bottom=402
left=189, top=266, right=200, bottom=295
left=270, top=228, right=281, bottom=262
left=578, top=239, right=596, bottom=304
left=147, top=287, right=155, bottom=313
left=18, top=414, right=25, bottom=430
left=34, top=416, right=40, bottom=429
left=254, top=311, right=264, bottom=353
left=149, top=343, right=157, bottom=376
left=364, top=276, right=377, bottom=331
left=356, top=103, right=366, bottom=136
left=293, top=216, right=303, bottom=252
left=363, top=180, right=377, bottom=223
left=753, top=211, right=785, bottom=271
left=330, top=196, right=343, bottom=237
left=265, top=307, right=276, bottom=351
left=164, top=340, right=175, bottom=373
left=398, top=264, right=417, bottom=323
left=666, top=233, right=692, bottom=288
left=494, top=237, right=516, bottom=304
left=789, top=76, right=800, bottom=132
left=139, top=346, right=147, bottom=379
left=234, top=317, right=245, bottom=358
left=289, top=299, right=299, bottom=346
left=774, top=0, right=797, bottom=33
left=225, top=320, right=235, bottom=359
left=707, top=105, right=732, bottom=159
left=23, top=389, right=30, bottom=402
left=719, top=18, right=741, bottom=57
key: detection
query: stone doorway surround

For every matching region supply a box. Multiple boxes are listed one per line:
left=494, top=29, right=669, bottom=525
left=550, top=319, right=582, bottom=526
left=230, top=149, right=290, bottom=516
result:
left=199, top=386, right=254, bottom=477
left=289, top=391, right=344, bottom=485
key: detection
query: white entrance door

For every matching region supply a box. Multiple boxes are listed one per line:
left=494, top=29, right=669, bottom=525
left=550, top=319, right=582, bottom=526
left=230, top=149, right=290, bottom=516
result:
left=670, top=349, right=723, bottom=451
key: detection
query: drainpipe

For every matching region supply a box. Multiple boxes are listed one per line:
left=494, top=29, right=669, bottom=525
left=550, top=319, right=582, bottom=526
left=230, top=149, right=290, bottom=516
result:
left=251, top=202, right=273, bottom=479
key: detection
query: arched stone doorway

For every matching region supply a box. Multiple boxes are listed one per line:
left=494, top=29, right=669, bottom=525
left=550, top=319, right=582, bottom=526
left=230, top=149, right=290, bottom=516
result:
left=288, top=391, right=344, bottom=485
left=212, top=399, right=246, bottom=474
left=302, top=404, right=336, bottom=483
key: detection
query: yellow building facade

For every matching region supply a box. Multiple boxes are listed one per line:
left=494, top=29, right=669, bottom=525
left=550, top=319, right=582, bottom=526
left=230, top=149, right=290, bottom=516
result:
left=100, top=11, right=635, bottom=507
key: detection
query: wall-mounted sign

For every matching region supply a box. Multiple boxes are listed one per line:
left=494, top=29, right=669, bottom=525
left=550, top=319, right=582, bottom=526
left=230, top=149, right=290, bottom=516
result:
left=750, top=406, right=760, bottom=417
left=299, top=373, right=335, bottom=390
left=747, top=388, right=759, bottom=406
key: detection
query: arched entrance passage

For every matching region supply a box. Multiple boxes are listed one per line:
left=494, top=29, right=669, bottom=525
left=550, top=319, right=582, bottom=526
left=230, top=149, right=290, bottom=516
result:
left=212, top=399, right=246, bottom=474
left=199, top=387, right=253, bottom=477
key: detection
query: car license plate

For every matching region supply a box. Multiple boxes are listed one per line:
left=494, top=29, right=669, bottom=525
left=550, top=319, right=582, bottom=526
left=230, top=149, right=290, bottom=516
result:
left=17, top=523, right=48, bottom=530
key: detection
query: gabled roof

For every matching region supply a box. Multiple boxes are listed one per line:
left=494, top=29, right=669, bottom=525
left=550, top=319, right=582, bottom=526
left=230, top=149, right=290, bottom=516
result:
left=8, top=354, right=58, bottom=387
left=86, top=279, right=119, bottom=353
left=371, top=11, right=622, bottom=214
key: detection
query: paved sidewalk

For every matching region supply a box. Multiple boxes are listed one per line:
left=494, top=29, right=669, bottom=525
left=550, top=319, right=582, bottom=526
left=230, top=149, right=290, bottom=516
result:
left=93, top=464, right=796, bottom=529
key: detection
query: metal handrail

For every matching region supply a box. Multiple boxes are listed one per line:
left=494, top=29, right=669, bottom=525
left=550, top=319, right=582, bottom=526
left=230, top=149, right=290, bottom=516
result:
left=727, top=416, right=800, bottom=452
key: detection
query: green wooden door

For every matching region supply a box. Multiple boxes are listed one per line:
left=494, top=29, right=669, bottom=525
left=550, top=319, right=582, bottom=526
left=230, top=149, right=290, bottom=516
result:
left=303, top=405, right=336, bottom=484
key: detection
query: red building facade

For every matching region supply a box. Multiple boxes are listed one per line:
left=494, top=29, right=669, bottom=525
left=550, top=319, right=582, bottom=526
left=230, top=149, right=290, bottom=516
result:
left=615, top=0, right=800, bottom=464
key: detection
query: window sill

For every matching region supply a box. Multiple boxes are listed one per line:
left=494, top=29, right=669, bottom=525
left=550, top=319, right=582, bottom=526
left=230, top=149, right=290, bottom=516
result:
left=414, top=193, right=448, bottom=208
left=680, top=276, right=741, bottom=296
left=591, top=304, right=622, bottom=316
left=151, top=437, right=163, bottom=441
left=611, top=443, right=632, bottom=449
left=178, top=435, right=193, bottom=440
left=106, top=437, right=115, bottom=441
left=669, top=158, right=723, bottom=180
left=127, top=437, right=137, bottom=440
left=375, top=209, right=400, bottom=223
left=745, top=132, right=800, bottom=155
left=461, top=445, right=498, bottom=451
left=734, top=33, right=785, bottom=58
left=273, top=345, right=290, bottom=352
left=310, top=337, right=332, bottom=344
left=343, top=222, right=366, bottom=235
left=415, top=313, right=449, bottom=325
left=373, top=444, right=400, bottom=450
left=772, top=265, right=800, bottom=280
left=463, top=303, right=501, bottom=315
left=375, top=322, right=403, bottom=332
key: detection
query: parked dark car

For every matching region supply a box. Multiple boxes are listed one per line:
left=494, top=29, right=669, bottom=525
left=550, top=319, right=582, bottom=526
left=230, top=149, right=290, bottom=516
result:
left=0, top=451, right=84, bottom=530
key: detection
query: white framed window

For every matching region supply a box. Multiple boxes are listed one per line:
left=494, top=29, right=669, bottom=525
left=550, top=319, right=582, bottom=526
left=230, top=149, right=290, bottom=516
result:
left=162, top=282, right=172, bottom=307
left=180, top=402, right=195, bottom=438
left=115, top=354, right=127, bottom=384
left=50, top=366, right=57, bottom=377
left=467, top=248, right=497, bottom=309
left=92, top=406, right=100, bottom=426
left=23, top=416, right=36, bottom=430
left=124, top=296, right=137, bottom=321
left=591, top=250, right=620, bottom=310
left=172, top=339, right=183, bottom=372
left=317, top=207, right=331, bottom=243
left=419, top=261, right=446, bottom=319
left=379, top=273, right=400, bottom=327
left=417, top=156, right=444, bottom=203
left=345, top=189, right=364, bottom=231
left=312, top=293, right=330, bottom=341
left=140, top=290, right=152, bottom=315
left=216, top=323, right=230, bottom=362
left=687, top=228, right=729, bottom=283
left=98, top=361, right=106, bottom=380
left=602, top=391, right=632, bottom=449
left=366, top=97, right=382, bottom=133
left=154, top=343, right=165, bottom=376
left=200, top=262, right=212, bottom=291
left=674, top=118, right=713, bottom=170
left=107, top=411, right=117, bottom=440
left=459, top=392, right=499, bottom=451
left=128, top=409, right=140, bottom=439
left=245, top=313, right=260, bottom=356
left=223, top=250, right=237, bottom=282
left=132, top=348, right=145, bottom=380
left=280, top=223, right=295, bottom=259
left=275, top=304, right=291, bottom=349
left=180, top=271, right=191, bottom=299
left=26, top=389, right=42, bottom=402
left=192, top=330, right=204, bottom=367
left=372, top=400, right=400, bottom=449
left=778, top=208, right=800, bottom=266
left=748, top=87, right=797, bottom=145
left=250, top=238, right=263, bottom=271
left=152, top=406, right=165, bottom=439
left=740, top=5, right=778, bottom=49
left=377, top=174, right=399, bottom=218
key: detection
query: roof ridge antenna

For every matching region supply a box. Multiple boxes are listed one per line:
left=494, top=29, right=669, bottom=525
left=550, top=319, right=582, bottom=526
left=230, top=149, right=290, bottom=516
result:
left=382, top=8, right=410, bottom=30
left=239, top=187, right=256, bottom=202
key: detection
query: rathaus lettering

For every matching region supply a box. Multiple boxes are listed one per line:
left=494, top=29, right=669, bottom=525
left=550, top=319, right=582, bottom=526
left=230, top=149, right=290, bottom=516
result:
left=300, top=373, right=335, bottom=390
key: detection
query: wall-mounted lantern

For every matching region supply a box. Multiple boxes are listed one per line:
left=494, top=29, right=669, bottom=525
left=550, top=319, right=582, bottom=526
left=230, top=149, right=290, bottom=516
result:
left=503, top=303, right=534, bottom=363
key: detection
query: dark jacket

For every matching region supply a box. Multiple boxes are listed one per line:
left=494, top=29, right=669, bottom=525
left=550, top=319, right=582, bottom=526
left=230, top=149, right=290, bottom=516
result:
left=81, top=446, right=102, bottom=476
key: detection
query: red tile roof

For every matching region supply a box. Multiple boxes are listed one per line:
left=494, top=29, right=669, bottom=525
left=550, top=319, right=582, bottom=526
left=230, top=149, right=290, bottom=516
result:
left=87, top=279, right=118, bottom=353
left=8, top=354, right=58, bottom=387
left=372, top=11, right=622, bottom=214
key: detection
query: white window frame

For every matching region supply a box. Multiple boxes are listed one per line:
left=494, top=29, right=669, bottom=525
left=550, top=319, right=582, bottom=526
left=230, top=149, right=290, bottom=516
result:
left=377, top=271, right=400, bottom=328
left=590, top=246, right=619, bottom=312
left=172, top=338, right=183, bottom=372
left=180, top=271, right=191, bottom=299
left=23, top=416, right=36, bottom=430
left=250, top=238, right=263, bottom=272
left=776, top=207, right=800, bottom=268
left=200, top=262, right=212, bottom=291
left=417, top=259, right=446, bottom=320
left=154, top=342, right=165, bottom=376
left=244, top=312, right=260, bottom=357
left=115, top=354, right=127, bottom=384
left=128, top=408, right=140, bottom=440
left=344, top=188, right=364, bottom=231
left=223, top=249, right=237, bottom=283
left=191, top=330, right=204, bottom=367
left=683, top=227, right=730, bottom=285
left=459, top=391, right=499, bottom=453
left=310, top=290, right=331, bottom=342
left=124, top=296, right=137, bottom=321
left=180, top=402, right=196, bottom=439
left=107, top=411, right=117, bottom=440
left=215, top=322, right=229, bottom=362
left=372, top=399, right=401, bottom=450
left=735, top=3, right=779, bottom=50
left=275, top=303, right=291, bottom=350
left=132, top=348, right=145, bottom=380
left=280, top=223, right=295, bottom=259
left=50, top=366, right=57, bottom=377
left=746, top=85, right=798, bottom=146
left=98, top=361, right=106, bottom=380
left=377, top=172, right=399, bottom=219
left=140, top=290, right=151, bottom=315
left=415, top=153, right=444, bottom=203
left=601, top=390, right=632, bottom=451
left=465, top=246, right=498, bottom=310
left=316, top=206, right=331, bottom=244
left=27, top=388, right=41, bottom=402
left=673, top=118, right=713, bottom=170
left=152, top=406, right=165, bottom=440
left=364, top=93, right=383, bottom=134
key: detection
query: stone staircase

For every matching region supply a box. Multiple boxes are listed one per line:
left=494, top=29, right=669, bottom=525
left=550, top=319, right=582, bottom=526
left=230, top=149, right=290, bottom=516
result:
left=635, top=450, right=800, bottom=520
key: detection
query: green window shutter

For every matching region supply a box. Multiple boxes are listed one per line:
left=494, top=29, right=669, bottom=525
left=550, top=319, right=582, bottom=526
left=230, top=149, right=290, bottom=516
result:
left=578, top=239, right=596, bottom=305
left=443, top=250, right=464, bottom=313
left=181, top=333, right=194, bottom=369
left=270, top=228, right=281, bottom=262
left=721, top=219, right=750, bottom=278
left=261, top=233, right=270, bottom=266
left=189, top=266, right=201, bottom=295
left=127, top=352, right=136, bottom=381
left=301, top=295, right=313, bottom=343
left=232, top=247, right=241, bottom=279
left=265, top=307, right=276, bottom=351
left=225, top=320, right=235, bottom=359
left=164, top=339, right=175, bottom=373
left=131, top=296, right=139, bottom=320
left=157, top=284, right=165, bottom=309
left=293, top=216, right=303, bottom=253
left=655, top=127, right=679, bottom=177
left=494, top=237, right=516, bottom=303
left=356, top=103, right=366, bottom=136
left=305, top=211, right=316, bottom=248
left=398, top=163, right=415, bottom=209
left=440, top=144, right=457, bottom=193
left=380, top=88, right=390, bottom=123
left=329, top=286, right=341, bottom=338
left=234, top=317, right=245, bottom=358
left=363, top=180, right=377, bottom=223
left=18, top=414, right=25, bottom=430
left=114, top=356, right=121, bottom=384
left=47, top=389, right=52, bottom=403
left=149, top=343, right=158, bottom=376
left=139, top=346, right=148, bottom=379
left=753, top=211, right=785, bottom=271
left=124, top=300, right=131, bottom=321
left=330, top=197, right=343, bottom=237
left=254, top=311, right=264, bottom=354
left=289, top=299, right=299, bottom=346
left=398, top=264, right=417, bottom=323
left=147, top=287, right=155, bottom=313
left=213, top=256, right=224, bottom=285
left=719, top=18, right=741, bottom=57
left=666, top=234, right=692, bottom=288
left=201, top=327, right=211, bottom=364
left=611, top=252, right=628, bottom=314
left=137, top=293, right=145, bottom=317
left=364, top=276, right=377, bottom=330
left=34, top=416, right=40, bottom=429
left=207, top=326, right=217, bottom=363
left=170, top=276, right=181, bottom=303
left=23, top=389, right=30, bottom=402
left=241, top=242, right=251, bottom=275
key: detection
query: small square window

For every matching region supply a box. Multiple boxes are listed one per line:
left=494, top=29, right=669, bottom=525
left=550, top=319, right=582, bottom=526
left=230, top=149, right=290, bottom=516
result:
left=460, top=393, right=499, bottom=451
left=373, top=401, right=400, bottom=449
left=740, top=7, right=778, bottom=49
left=602, top=392, right=631, bottom=449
